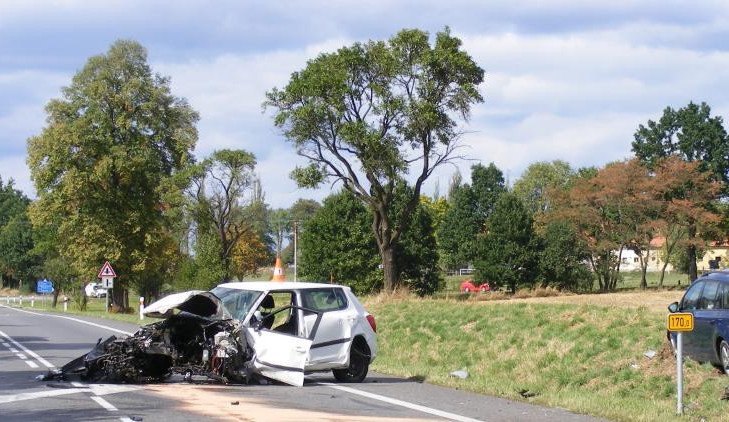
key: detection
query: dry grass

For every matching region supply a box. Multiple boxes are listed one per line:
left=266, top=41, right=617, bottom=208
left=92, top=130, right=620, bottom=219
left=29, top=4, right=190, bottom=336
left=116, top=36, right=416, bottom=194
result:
left=505, top=289, right=684, bottom=313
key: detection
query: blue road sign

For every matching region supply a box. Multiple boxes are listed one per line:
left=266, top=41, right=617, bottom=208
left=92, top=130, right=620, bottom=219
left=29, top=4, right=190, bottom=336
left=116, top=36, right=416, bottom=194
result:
left=36, top=279, right=54, bottom=294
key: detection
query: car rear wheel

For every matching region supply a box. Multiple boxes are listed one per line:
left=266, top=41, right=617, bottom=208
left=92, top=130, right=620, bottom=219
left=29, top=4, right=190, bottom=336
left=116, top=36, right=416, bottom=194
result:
left=719, top=340, right=729, bottom=374
left=333, top=340, right=370, bottom=383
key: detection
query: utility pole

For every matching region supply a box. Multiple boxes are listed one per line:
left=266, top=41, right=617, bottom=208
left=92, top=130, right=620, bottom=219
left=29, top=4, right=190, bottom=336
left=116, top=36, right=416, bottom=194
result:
left=293, top=220, right=298, bottom=282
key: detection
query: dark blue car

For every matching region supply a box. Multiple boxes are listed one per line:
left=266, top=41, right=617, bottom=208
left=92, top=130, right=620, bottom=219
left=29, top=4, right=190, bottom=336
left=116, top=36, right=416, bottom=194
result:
left=668, top=270, right=729, bottom=373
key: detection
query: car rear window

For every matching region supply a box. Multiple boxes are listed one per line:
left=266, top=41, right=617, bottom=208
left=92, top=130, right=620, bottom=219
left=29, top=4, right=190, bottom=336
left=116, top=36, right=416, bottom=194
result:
left=300, top=288, right=348, bottom=312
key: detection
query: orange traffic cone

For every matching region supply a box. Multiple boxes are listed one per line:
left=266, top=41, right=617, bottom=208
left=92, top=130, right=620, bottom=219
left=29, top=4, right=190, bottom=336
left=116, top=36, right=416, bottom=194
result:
left=272, top=257, right=285, bottom=282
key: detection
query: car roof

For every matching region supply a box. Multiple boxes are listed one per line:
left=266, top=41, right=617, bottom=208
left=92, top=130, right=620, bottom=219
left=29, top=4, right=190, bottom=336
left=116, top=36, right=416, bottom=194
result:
left=215, top=281, right=348, bottom=292
left=698, top=270, right=729, bottom=282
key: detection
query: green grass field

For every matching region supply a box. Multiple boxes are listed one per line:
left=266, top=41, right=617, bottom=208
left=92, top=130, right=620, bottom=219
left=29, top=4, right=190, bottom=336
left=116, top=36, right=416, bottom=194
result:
left=366, top=298, right=726, bottom=422
left=444, top=271, right=690, bottom=293
left=4, top=295, right=144, bottom=325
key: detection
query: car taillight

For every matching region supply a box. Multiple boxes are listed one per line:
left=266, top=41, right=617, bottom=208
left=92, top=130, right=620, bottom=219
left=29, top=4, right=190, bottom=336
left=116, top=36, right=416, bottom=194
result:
left=366, top=314, right=377, bottom=333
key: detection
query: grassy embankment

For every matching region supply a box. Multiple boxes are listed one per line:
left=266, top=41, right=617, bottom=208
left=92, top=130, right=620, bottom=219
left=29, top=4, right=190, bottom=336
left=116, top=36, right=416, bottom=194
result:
left=443, top=271, right=689, bottom=293
left=364, top=292, right=728, bottom=422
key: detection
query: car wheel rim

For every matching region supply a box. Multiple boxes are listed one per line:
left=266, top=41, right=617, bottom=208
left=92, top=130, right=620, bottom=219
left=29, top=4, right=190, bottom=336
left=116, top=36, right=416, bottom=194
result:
left=722, top=343, right=729, bottom=371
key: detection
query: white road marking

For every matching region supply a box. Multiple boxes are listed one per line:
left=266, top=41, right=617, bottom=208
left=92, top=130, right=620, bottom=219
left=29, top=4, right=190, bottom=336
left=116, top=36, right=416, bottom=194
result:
left=119, top=418, right=135, bottom=422
left=16, top=353, right=27, bottom=359
left=91, top=395, right=118, bottom=411
left=0, top=305, right=133, bottom=335
left=71, top=382, right=85, bottom=388
left=24, top=360, right=38, bottom=368
left=8, top=347, right=18, bottom=353
left=0, top=388, right=93, bottom=404
left=321, top=382, right=483, bottom=422
left=0, top=329, right=54, bottom=368
left=0, top=384, right=138, bottom=405
left=1, top=342, right=8, bottom=347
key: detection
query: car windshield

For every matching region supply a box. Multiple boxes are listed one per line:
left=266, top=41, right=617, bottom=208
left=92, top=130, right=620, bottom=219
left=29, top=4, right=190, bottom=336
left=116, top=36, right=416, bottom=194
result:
left=209, top=287, right=261, bottom=320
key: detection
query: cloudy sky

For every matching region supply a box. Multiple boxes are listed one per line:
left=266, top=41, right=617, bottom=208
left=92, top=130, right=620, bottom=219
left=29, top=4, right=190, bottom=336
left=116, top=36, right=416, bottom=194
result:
left=2, top=0, right=728, bottom=207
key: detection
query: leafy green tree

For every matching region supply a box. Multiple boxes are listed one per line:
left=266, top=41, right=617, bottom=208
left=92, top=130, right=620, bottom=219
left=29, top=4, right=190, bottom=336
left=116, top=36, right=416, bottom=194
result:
left=299, top=191, right=381, bottom=293
left=180, top=149, right=257, bottom=280
left=538, top=220, right=593, bottom=291
left=300, top=187, right=441, bottom=295
left=632, top=102, right=729, bottom=281
left=0, top=178, right=38, bottom=289
left=266, top=28, right=484, bottom=291
left=437, top=163, right=506, bottom=270
left=513, top=160, right=575, bottom=215
left=474, top=193, right=539, bottom=293
left=26, top=40, right=199, bottom=310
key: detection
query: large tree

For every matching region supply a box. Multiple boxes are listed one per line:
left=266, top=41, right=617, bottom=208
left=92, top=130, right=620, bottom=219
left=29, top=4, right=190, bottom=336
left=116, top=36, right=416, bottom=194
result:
left=0, top=178, right=38, bottom=289
left=632, top=102, right=729, bottom=281
left=181, top=149, right=257, bottom=280
left=266, top=28, right=484, bottom=291
left=27, top=40, right=199, bottom=310
left=512, top=160, right=575, bottom=216
left=474, top=193, right=539, bottom=293
left=437, top=163, right=506, bottom=270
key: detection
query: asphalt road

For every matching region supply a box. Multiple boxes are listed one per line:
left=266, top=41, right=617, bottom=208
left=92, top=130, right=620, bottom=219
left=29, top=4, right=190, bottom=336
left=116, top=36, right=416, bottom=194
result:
left=0, top=304, right=605, bottom=422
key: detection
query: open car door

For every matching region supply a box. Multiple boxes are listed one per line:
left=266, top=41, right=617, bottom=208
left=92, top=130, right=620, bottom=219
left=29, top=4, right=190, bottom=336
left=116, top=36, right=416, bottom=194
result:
left=244, top=305, right=322, bottom=387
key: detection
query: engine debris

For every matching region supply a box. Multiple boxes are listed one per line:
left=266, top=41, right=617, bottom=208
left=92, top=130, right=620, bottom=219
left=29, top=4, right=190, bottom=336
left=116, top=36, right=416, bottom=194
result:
left=41, top=311, right=252, bottom=384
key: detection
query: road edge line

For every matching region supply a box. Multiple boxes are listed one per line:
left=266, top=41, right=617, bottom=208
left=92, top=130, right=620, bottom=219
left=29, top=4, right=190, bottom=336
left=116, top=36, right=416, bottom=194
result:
left=0, top=305, right=133, bottom=335
left=0, top=328, right=55, bottom=368
left=320, top=382, right=483, bottom=422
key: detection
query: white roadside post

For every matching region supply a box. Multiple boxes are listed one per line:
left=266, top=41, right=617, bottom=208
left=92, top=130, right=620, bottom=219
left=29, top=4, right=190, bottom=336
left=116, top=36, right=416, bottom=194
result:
left=31, top=296, right=34, bottom=307
left=668, top=312, right=694, bottom=415
left=63, top=296, right=68, bottom=312
left=19, top=296, right=22, bottom=306
left=139, top=297, right=145, bottom=320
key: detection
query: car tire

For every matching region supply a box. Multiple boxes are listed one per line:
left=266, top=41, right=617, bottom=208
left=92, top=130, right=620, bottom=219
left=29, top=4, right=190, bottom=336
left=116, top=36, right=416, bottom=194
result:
left=719, top=340, right=729, bottom=374
left=333, top=341, right=370, bottom=383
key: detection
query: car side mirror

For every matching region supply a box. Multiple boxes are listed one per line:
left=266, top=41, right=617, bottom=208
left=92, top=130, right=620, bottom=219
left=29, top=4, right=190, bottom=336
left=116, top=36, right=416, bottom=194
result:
left=668, top=302, right=679, bottom=313
left=251, top=310, right=263, bottom=331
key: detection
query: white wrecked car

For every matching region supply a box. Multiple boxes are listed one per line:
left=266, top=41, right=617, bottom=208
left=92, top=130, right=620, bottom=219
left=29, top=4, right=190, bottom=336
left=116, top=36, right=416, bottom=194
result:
left=45, top=282, right=377, bottom=387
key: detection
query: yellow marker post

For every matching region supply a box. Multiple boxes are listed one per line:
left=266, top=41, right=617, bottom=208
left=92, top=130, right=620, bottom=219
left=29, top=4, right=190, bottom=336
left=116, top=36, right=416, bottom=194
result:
left=667, top=312, right=694, bottom=415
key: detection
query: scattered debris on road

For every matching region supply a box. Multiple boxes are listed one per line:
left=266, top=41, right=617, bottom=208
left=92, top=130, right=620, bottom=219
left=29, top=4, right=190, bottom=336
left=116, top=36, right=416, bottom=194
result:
left=40, top=293, right=253, bottom=384
left=643, top=349, right=656, bottom=359
left=518, top=389, right=537, bottom=398
left=449, top=369, right=469, bottom=379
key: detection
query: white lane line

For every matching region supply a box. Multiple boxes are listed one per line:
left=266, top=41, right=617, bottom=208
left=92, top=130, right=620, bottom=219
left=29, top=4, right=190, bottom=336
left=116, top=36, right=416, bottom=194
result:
left=321, top=383, right=483, bottom=422
left=24, top=360, right=39, bottom=368
left=91, top=395, right=118, bottom=411
left=8, top=347, right=18, bottom=353
left=0, top=388, right=92, bottom=404
left=1, top=342, right=9, bottom=347
left=119, top=418, right=135, bottom=422
left=16, top=353, right=27, bottom=359
left=0, top=329, right=54, bottom=368
left=0, top=305, right=133, bottom=335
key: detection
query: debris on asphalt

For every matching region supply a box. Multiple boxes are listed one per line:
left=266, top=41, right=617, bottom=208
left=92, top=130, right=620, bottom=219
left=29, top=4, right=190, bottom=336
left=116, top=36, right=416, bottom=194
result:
left=630, top=363, right=640, bottom=370
left=129, top=417, right=143, bottom=421
left=231, top=401, right=240, bottom=405
left=449, top=369, right=469, bottom=379
left=643, top=349, right=656, bottom=359
left=39, top=293, right=253, bottom=385
left=518, top=389, right=537, bottom=398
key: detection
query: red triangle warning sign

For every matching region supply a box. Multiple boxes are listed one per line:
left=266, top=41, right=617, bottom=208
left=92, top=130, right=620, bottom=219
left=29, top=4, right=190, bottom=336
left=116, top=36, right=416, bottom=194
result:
left=97, top=261, right=117, bottom=278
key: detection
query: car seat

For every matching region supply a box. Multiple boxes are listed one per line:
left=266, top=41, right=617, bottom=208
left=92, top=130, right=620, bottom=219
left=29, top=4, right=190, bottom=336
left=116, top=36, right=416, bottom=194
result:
left=260, top=294, right=275, bottom=330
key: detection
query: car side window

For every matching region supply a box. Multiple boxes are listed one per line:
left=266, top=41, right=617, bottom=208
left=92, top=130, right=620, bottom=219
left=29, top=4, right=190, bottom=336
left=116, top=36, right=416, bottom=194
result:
left=681, top=282, right=704, bottom=310
left=301, top=288, right=348, bottom=312
left=698, top=281, right=720, bottom=310
left=718, top=283, right=729, bottom=310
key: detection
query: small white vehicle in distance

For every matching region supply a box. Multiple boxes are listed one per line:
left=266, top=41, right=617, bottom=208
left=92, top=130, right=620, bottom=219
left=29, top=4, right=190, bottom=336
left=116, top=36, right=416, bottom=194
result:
left=84, top=282, right=108, bottom=298
left=143, top=281, right=377, bottom=386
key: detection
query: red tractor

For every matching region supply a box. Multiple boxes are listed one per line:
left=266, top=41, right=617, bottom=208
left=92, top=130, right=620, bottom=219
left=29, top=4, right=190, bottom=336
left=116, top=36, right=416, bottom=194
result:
left=460, top=280, right=490, bottom=293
